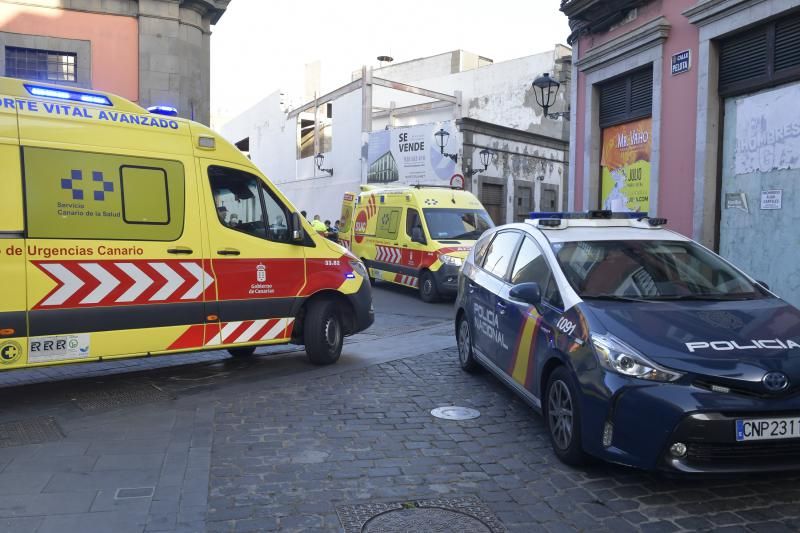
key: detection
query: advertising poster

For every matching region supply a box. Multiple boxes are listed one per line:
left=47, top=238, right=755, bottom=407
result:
left=600, top=117, right=652, bottom=213
left=367, top=121, right=457, bottom=184
left=734, top=84, right=800, bottom=175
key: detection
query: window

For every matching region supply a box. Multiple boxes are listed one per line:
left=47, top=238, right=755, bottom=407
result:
left=481, top=231, right=521, bottom=279
left=512, top=238, right=562, bottom=308
left=121, top=167, right=170, bottom=224
left=598, top=66, right=652, bottom=128
left=296, top=103, right=333, bottom=160
left=718, top=12, right=800, bottom=96
left=24, top=147, right=184, bottom=241
left=422, top=208, right=494, bottom=240
left=5, top=47, right=76, bottom=83
left=208, top=166, right=289, bottom=243
left=473, top=233, right=494, bottom=267
left=375, top=207, right=401, bottom=240
left=406, top=208, right=423, bottom=239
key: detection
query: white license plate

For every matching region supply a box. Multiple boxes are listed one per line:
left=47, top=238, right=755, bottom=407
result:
left=736, top=417, right=800, bottom=442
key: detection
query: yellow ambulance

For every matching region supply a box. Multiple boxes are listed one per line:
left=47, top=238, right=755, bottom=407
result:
left=339, top=185, right=494, bottom=302
left=0, top=77, right=373, bottom=372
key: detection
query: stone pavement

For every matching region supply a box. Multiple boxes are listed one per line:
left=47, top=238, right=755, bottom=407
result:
left=1, top=317, right=800, bottom=532
left=205, top=348, right=800, bottom=533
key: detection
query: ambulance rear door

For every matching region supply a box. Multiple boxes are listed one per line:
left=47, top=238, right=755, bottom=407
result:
left=0, top=94, right=27, bottom=369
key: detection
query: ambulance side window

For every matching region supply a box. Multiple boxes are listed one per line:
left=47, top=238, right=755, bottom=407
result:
left=208, top=166, right=289, bottom=243
left=375, top=207, right=401, bottom=240
left=405, top=208, right=425, bottom=243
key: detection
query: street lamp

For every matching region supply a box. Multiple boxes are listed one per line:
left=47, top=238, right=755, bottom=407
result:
left=532, top=73, right=570, bottom=120
left=434, top=128, right=458, bottom=163
left=315, top=152, right=333, bottom=176
left=466, top=148, right=493, bottom=177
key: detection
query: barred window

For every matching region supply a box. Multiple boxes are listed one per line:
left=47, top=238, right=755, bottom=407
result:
left=5, top=47, right=76, bottom=83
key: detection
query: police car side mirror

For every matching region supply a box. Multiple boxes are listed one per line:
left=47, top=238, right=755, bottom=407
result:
left=291, top=212, right=305, bottom=243
left=509, top=282, right=542, bottom=307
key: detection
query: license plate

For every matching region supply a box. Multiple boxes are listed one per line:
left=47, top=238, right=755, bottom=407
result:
left=736, top=417, right=800, bottom=442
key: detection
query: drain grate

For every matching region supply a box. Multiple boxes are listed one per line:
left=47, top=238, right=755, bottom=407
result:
left=71, top=382, right=172, bottom=411
left=337, top=496, right=504, bottom=533
left=0, top=416, right=64, bottom=448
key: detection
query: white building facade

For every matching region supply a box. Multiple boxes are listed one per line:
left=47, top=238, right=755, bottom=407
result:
left=220, top=47, right=571, bottom=224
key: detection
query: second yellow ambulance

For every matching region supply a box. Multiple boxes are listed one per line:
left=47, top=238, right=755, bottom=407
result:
left=339, top=185, right=494, bottom=302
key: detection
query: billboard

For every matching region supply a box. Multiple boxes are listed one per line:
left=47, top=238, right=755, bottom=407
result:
left=367, top=121, right=458, bottom=184
left=600, top=117, right=651, bottom=213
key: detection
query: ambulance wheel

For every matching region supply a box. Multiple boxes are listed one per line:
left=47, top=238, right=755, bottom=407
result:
left=544, top=366, right=589, bottom=466
left=228, top=346, right=256, bottom=357
left=457, top=315, right=479, bottom=373
left=304, top=300, right=343, bottom=365
left=420, top=271, right=440, bottom=303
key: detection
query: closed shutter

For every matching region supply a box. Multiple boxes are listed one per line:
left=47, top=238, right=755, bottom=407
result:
left=719, top=11, right=800, bottom=96
left=598, top=66, right=653, bottom=128
left=481, top=183, right=503, bottom=205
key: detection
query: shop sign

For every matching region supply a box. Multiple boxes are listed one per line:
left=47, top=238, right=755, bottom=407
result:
left=600, top=117, right=652, bottom=213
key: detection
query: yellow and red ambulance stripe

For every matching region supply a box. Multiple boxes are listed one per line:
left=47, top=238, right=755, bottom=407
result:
left=168, top=318, right=295, bottom=350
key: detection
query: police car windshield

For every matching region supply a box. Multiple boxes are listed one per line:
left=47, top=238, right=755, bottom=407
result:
left=552, top=240, right=768, bottom=301
left=423, top=209, right=493, bottom=241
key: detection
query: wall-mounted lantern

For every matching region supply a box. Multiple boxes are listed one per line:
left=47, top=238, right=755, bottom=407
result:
left=315, top=152, right=333, bottom=176
left=532, top=73, right=570, bottom=120
left=434, top=128, right=458, bottom=163
left=466, top=148, right=493, bottom=177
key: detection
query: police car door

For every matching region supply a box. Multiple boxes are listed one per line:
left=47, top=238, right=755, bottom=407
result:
left=471, top=231, right=522, bottom=365
left=199, top=161, right=305, bottom=348
left=499, top=236, right=562, bottom=393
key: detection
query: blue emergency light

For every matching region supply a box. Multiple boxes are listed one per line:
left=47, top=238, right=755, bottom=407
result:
left=25, top=84, right=112, bottom=106
left=147, top=105, right=179, bottom=117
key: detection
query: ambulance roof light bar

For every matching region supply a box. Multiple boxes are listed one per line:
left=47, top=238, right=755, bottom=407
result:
left=147, top=105, right=179, bottom=117
left=25, top=84, right=113, bottom=106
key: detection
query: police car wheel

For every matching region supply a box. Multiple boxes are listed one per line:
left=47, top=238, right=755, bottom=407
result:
left=420, top=271, right=440, bottom=303
left=228, top=346, right=256, bottom=357
left=304, top=300, right=343, bottom=366
left=457, top=316, right=479, bottom=373
left=545, top=367, right=589, bottom=466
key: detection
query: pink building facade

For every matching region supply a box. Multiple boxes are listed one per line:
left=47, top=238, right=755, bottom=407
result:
left=562, top=0, right=800, bottom=307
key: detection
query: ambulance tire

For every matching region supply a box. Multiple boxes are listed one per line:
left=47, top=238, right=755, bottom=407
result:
left=304, top=300, right=343, bottom=366
left=228, top=347, right=256, bottom=358
left=544, top=366, right=589, bottom=466
left=419, top=271, right=440, bottom=303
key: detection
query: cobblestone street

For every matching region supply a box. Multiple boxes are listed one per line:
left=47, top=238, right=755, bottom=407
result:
left=1, top=287, right=799, bottom=532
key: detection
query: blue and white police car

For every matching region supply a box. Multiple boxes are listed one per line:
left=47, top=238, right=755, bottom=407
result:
left=455, top=211, right=800, bottom=472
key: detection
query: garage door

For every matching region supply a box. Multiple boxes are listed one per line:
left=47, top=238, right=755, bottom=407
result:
left=481, top=182, right=504, bottom=225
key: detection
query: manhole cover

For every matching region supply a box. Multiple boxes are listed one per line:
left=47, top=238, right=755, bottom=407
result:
left=365, top=507, right=491, bottom=532
left=431, top=406, right=480, bottom=420
left=0, top=416, right=64, bottom=448
left=71, top=382, right=172, bottom=411
left=337, top=496, right=504, bottom=533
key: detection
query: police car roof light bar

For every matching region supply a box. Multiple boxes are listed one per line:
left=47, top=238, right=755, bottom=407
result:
left=529, top=211, right=648, bottom=220
left=147, top=105, right=179, bottom=117
left=25, top=84, right=113, bottom=106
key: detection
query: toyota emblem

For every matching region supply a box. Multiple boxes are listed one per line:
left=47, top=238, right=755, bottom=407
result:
left=762, top=371, right=790, bottom=392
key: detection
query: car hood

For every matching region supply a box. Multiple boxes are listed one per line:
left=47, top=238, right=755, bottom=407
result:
left=582, top=298, right=800, bottom=390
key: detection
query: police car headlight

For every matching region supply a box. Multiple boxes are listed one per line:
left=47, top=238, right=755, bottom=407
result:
left=349, top=259, right=368, bottom=279
left=591, top=333, right=682, bottom=382
left=439, top=254, right=463, bottom=267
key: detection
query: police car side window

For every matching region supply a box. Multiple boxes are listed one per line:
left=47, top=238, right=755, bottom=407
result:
left=511, top=237, right=563, bottom=308
left=481, top=232, right=521, bottom=279
left=473, top=234, right=493, bottom=266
